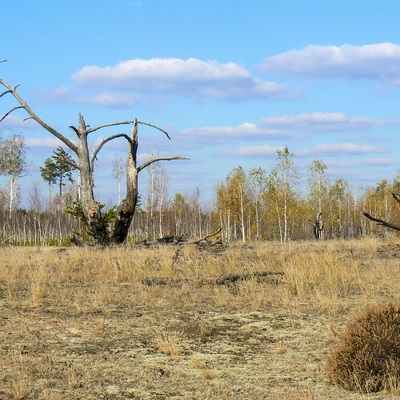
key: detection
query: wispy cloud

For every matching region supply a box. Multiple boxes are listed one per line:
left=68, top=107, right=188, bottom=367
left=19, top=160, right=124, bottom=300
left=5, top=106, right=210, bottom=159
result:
left=354, top=157, right=397, bottom=166
left=261, top=112, right=392, bottom=132
left=261, top=43, right=400, bottom=86
left=180, top=112, right=393, bottom=146
left=38, top=87, right=154, bottom=109
left=224, top=142, right=385, bottom=160
left=223, top=144, right=283, bottom=158
left=79, top=92, right=140, bottom=108
left=67, top=58, right=293, bottom=103
left=0, top=115, right=39, bottom=130
left=181, top=121, right=288, bottom=144
left=300, top=143, right=383, bottom=156
left=25, top=137, right=64, bottom=148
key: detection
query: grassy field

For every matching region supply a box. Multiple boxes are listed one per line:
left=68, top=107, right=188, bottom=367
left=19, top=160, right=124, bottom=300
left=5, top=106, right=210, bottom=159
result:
left=1, top=237, right=400, bottom=399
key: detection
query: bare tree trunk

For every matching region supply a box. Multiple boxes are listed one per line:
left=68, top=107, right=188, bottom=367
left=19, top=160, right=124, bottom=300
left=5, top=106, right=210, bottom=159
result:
left=8, top=176, right=15, bottom=214
left=149, top=162, right=156, bottom=239
left=76, top=114, right=110, bottom=244
left=310, top=212, right=324, bottom=240
left=111, top=121, right=139, bottom=244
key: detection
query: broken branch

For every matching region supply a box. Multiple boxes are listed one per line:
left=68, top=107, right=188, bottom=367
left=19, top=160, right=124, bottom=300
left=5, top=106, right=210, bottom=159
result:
left=363, top=212, right=400, bottom=232
left=138, top=121, right=172, bottom=140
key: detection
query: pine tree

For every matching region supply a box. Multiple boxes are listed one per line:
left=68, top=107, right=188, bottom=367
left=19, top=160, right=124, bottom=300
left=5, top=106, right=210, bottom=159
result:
left=40, top=146, right=76, bottom=209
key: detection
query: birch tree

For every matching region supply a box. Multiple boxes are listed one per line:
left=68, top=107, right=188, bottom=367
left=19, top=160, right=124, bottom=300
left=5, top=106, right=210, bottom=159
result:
left=272, top=146, right=298, bottom=244
left=0, top=133, right=27, bottom=213
left=216, top=167, right=249, bottom=242
left=172, top=192, right=187, bottom=235
left=112, top=155, right=124, bottom=205
left=328, top=178, right=346, bottom=238
left=155, top=165, right=169, bottom=238
left=248, top=167, right=267, bottom=240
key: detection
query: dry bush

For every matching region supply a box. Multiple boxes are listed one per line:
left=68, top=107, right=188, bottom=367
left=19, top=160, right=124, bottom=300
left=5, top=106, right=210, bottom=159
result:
left=326, top=302, right=400, bottom=393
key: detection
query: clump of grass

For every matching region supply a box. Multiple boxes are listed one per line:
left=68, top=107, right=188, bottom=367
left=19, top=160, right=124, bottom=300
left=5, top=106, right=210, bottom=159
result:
left=153, top=330, right=182, bottom=362
left=190, top=353, right=218, bottom=380
left=2, top=349, right=32, bottom=400
left=29, top=263, right=49, bottom=306
left=326, top=302, right=400, bottom=393
left=200, top=368, right=218, bottom=380
left=4, top=376, right=31, bottom=400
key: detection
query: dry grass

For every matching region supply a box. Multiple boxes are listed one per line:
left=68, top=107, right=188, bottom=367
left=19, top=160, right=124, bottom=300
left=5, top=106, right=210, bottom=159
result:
left=0, top=237, right=399, bottom=398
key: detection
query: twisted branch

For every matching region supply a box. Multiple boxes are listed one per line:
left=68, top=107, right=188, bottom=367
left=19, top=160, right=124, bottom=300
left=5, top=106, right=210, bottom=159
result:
left=91, top=133, right=132, bottom=171
left=138, top=156, right=190, bottom=173
left=0, top=105, right=24, bottom=123
left=138, top=120, right=172, bottom=140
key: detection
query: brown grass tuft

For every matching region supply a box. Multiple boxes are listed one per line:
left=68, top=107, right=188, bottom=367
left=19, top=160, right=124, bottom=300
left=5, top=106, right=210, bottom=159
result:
left=153, top=330, right=182, bottom=362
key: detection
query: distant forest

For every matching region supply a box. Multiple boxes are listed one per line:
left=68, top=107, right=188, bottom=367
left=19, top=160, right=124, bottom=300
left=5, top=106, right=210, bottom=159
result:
left=1, top=135, right=399, bottom=246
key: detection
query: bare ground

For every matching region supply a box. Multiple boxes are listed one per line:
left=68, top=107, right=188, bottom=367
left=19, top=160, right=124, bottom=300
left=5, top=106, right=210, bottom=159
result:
left=0, top=239, right=399, bottom=399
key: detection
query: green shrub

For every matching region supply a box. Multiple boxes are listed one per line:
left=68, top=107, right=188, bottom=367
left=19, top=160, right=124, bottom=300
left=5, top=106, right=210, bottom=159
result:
left=326, top=303, right=400, bottom=393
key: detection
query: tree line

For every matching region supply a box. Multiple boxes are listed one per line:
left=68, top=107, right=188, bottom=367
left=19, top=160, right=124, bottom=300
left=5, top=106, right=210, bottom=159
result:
left=1, top=133, right=400, bottom=245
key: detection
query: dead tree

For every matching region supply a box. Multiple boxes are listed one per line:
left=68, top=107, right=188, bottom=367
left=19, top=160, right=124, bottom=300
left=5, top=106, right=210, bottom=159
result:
left=0, top=70, right=189, bottom=245
left=309, top=212, right=324, bottom=240
left=363, top=193, right=400, bottom=232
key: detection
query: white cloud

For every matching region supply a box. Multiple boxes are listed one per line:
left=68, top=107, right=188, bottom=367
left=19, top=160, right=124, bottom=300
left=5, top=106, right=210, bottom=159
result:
left=25, top=137, right=64, bottom=148
left=222, top=144, right=283, bottom=158
left=261, top=43, right=400, bottom=85
left=180, top=112, right=392, bottom=146
left=38, top=87, right=157, bottom=109
left=80, top=92, right=140, bottom=108
left=38, top=86, right=76, bottom=102
left=354, top=157, right=397, bottom=166
left=261, top=112, right=390, bottom=132
left=223, top=142, right=387, bottom=161
left=301, top=143, right=383, bottom=156
left=0, top=115, right=39, bottom=130
left=182, top=121, right=286, bottom=143
left=71, top=58, right=293, bottom=101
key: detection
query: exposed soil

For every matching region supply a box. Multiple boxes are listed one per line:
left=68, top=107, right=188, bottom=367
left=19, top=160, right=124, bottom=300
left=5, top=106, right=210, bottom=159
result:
left=0, top=240, right=398, bottom=399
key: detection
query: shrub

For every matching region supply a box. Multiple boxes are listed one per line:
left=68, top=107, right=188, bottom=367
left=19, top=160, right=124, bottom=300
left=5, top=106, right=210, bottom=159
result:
left=326, top=303, right=400, bottom=393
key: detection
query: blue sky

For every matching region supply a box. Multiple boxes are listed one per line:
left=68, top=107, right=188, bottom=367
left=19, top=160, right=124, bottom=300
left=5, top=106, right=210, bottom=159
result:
left=2, top=0, right=400, bottom=207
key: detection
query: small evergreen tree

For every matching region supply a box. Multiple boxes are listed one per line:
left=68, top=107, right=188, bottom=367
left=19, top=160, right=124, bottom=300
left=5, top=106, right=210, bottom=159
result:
left=40, top=157, right=57, bottom=210
left=40, top=146, right=76, bottom=209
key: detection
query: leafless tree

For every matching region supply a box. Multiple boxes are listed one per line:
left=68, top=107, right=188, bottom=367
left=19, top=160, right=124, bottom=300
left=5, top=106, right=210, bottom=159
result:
left=0, top=67, right=189, bottom=245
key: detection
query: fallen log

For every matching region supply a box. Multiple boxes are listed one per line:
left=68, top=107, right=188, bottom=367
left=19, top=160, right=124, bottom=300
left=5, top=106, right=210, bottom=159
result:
left=215, top=271, right=284, bottom=285
left=141, top=228, right=224, bottom=247
left=141, top=271, right=284, bottom=287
